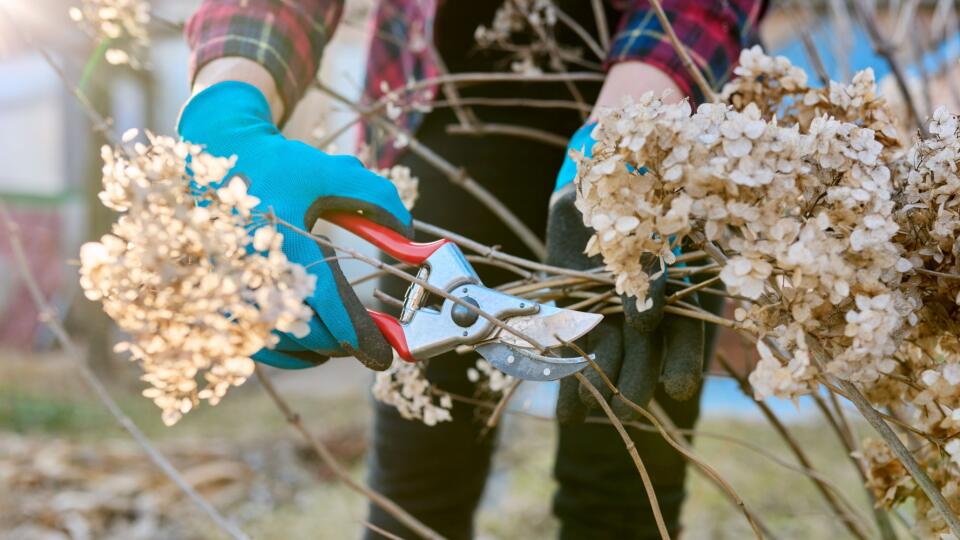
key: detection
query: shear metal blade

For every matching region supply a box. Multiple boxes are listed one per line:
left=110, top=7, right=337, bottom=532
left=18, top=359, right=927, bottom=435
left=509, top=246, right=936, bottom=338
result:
left=497, top=306, right=603, bottom=349
left=476, top=342, right=591, bottom=381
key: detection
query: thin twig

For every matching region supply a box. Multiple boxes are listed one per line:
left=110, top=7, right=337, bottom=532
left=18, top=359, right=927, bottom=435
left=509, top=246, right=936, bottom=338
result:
left=811, top=394, right=899, bottom=540
left=589, top=0, right=611, bottom=50
left=441, top=384, right=861, bottom=526
left=852, top=0, right=928, bottom=135
left=646, top=0, right=717, bottom=102
left=672, top=249, right=707, bottom=264
left=317, top=72, right=605, bottom=113
left=665, top=279, right=747, bottom=301
left=391, top=70, right=605, bottom=94
left=575, top=373, right=671, bottom=540
left=662, top=305, right=738, bottom=328
left=413, top=220, right=613, bottom=284
left=915, top=267, right=960, bottom=280
left=940, top=2, right=960, bottom=111
left=509, top=0, right=589, bottom=121
left=911, top=25, right=933, bottom=120
left=317, top=82, right=547, bottom=260
left=482, top=379, right=522, bottom=436
left=350, top=261, right=414, bottom=287
left=465, top=254, right=535, bottom=280
left=363, top=521, right=407, bottom=540
left=430, top=43, right=479, bottom=129
left=835, top=375, right=960, bottom=536
left=0, top=7, right=118, bottom=148
left=554, top=6, right=606, bottom=59
left=446, top=122, right=569, bottom=147
left=718, top=353, right=872, bottom=540
left=561, top=337, right=767, bottom=539
left=314, top=115, right=366, bottom=152
left=255, top=365, right=444, bottom=540
left=0, top=204, right=250, bottom=540
left=796, top=4, right=832, bottom=87
left=363, top=521, right=408, bottom=540
left=501, top=276, right=589, bottom=296
left=667, top=263, right=722, bottom=277
left=644, top=401, right=767, bottom=540
left=433, top=96, right=592, bottom=112
left=665, top=275, right=721, bottom=304
left=565, top=289, right=616, bottom=311
left=373, top=288, right=404, bottom=308
left=827, top=0, right=854, bottom=82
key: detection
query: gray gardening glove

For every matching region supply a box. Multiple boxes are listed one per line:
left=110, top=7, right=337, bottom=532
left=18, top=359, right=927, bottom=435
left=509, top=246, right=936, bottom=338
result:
left=546, top=185, right=705, bottom=423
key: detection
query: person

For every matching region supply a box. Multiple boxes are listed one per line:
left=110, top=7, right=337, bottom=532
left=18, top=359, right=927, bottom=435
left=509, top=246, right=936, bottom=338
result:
left=177, top=1, right=767, bottom=537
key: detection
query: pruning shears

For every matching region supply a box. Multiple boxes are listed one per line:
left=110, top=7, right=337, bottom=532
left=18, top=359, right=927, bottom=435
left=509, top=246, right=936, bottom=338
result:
left=326, top=212, right=603, bottom=381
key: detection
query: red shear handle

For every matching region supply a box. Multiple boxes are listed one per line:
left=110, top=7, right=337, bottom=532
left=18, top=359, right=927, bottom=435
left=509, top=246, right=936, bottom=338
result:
left=367, top=309, right=415, bottom=362
left=324, top=212, right=449, bottom=265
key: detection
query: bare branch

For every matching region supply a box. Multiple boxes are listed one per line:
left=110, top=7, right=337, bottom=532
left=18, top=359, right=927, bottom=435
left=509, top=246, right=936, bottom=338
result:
left=554, top=7, right=606, bottom=59
left=646, top=0, right=718, bottom=102
left=835, top=375, right=960, bottom=536
left=414, top=219, right=614, bottom=284
left=644, top=400, right=768, bottom=540
left=590, top=0, right=611, bottom=51
left=255, top=365, right=445, bottom=540
left=575, top=373, right=672, bottom=540
left=718, top=353, right=872, bottom=540
left=447, top=122, right=569, bottom=147
left=482, top=379, right=522, bottom=435
left=316, top=82, right=548, bottom=259
left=433, top=96, right=593, bottom=112
left=851, top=0, right=929, bottom=135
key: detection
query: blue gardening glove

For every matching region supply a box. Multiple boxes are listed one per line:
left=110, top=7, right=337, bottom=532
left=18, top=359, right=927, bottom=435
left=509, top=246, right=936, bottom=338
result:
left=548, top=123, right=706, bottom=422
left=178, top=81, right=412, bottom=371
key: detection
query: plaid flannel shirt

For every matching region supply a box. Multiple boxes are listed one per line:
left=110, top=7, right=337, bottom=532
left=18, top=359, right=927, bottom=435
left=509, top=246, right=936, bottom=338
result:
left=186, top=0, right=766, bottom=168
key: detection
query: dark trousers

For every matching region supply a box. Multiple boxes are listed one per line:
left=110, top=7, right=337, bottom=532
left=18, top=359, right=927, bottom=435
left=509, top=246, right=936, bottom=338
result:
left=365, top=96, right=710, bottom=539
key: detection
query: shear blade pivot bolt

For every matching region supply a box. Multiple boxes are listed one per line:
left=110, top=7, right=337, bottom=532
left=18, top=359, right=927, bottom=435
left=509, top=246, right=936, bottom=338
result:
left=451, top=296, right=480, bottom=327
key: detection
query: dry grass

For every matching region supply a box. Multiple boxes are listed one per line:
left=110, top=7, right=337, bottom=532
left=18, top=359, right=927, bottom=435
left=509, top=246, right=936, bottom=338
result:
left=1, top=349, right=888, bottom=539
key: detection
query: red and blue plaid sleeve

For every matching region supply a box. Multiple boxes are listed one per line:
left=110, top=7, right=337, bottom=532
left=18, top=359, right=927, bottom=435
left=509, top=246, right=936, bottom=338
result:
left=606, top=0, right=767, bottom=104
left=185, top=0, right=343, bottom=120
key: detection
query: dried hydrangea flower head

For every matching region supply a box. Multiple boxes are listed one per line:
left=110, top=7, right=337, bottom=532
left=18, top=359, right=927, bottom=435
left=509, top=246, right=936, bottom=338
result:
left=576, top=47, right=908, bottom=399
left=80, top=131, right=314, bottom=425
left=69, top=0, right=150, bottom=68
left=371, top=356, right=513, bottom=427
left=474, top=0, right=578, bottom=75
left=474, top=0, right=556, bottom=47
left=371, top=357, right=454, bottom=426
left=466, top=357, right=516, bottom=394
left=576, top=46, right=960, bottom=536
left=378, top=165, right=420, bottom=210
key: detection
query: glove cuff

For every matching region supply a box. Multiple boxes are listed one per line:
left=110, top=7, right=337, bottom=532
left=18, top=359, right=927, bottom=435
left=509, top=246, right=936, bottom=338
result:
left=554, top=122, right=598, bottom=193
left=177, top=81, right=277, bottom=140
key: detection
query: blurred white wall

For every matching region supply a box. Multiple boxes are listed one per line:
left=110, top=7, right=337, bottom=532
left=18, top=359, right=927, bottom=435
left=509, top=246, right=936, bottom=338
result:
left=0, top=54, right=66, bottom=197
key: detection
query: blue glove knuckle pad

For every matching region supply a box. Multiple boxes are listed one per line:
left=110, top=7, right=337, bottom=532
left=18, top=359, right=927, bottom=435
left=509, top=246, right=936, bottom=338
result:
left=177, top=81, right=406, bottom=370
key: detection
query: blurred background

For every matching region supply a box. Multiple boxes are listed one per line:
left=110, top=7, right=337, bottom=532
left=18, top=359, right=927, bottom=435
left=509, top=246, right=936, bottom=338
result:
left=0, top=1, right=958, bottom=538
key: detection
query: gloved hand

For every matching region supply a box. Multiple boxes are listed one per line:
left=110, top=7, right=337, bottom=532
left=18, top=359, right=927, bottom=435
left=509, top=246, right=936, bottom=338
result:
left=178, top=81, right=412, bottom=371
left=548, top=123, right=705, bottom=422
